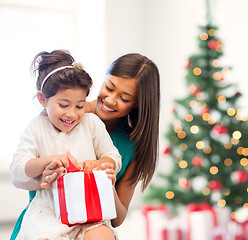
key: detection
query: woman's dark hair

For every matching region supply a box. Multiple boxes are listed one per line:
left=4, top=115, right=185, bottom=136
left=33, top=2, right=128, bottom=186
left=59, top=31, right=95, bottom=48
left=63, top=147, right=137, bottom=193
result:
left=108, top=53, right=160, bottom=190
left=32, top=50, right=92, bottom=98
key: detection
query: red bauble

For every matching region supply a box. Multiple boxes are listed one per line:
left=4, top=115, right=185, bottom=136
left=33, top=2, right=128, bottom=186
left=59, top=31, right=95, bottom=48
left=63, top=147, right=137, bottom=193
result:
left=178, top=178, right=191, bottom=189
left=186, top=60, right=192, bottom=68
left=200, top=107, right=210, bottom=116
left=232, top=170, right=248, bottom=183
left=208, top=40, right=218, bottom=49
left=192, top=156, right=203, bottom=167
left=209, top=180, right=223, bottom=190
left=189, top=85, right=201, bottom=95
left=212, top=125, right=229, bottom=134
left=163, top=147, right=171, bottom=155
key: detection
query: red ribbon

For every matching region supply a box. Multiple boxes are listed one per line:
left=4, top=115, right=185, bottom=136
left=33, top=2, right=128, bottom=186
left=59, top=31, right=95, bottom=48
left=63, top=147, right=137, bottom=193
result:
left=57, top=158, right=102, bottom=225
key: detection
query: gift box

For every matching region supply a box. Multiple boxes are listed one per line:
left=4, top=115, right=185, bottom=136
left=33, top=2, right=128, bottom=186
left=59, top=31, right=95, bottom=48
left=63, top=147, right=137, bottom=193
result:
left=52, top=160, right=116, bottom=225
left=142, top=205, right=186, bottom=240
left=187, top=203, right=231, bottom=240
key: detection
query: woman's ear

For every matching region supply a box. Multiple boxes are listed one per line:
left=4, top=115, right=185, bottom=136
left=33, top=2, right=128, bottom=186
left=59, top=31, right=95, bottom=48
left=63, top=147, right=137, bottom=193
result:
left=37, top=91, right=47, bottom=107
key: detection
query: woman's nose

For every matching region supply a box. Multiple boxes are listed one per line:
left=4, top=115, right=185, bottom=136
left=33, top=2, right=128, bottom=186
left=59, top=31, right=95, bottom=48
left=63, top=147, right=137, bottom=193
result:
left=105, top=95, right=117, bottom=106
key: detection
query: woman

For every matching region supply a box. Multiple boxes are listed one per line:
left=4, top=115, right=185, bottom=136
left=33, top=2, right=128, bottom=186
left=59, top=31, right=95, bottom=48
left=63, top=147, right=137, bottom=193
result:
left=10, top=53, right=160, bottom=239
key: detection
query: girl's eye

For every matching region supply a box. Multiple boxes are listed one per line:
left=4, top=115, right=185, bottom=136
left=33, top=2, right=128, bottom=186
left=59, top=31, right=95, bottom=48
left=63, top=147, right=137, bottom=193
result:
left=59, top=104, right=68, bottom=108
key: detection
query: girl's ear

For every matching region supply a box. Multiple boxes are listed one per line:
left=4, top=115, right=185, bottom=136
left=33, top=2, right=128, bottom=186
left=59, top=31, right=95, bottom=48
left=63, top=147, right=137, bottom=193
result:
left=37, top=91, right=47, bottom=107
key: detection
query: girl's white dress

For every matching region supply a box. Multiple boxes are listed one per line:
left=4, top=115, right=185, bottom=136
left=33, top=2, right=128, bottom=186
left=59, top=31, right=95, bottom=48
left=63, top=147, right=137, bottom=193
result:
left=10, top=114, right=121, bottom=240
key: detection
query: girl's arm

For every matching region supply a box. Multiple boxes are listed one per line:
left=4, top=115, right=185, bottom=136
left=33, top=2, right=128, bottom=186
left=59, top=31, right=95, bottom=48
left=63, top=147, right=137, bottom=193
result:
left=111, top=161, right=138, bottom=227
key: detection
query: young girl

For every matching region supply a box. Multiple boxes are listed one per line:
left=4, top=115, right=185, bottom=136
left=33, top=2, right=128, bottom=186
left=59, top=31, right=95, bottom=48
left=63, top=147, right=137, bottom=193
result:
left=10, top=50, right=121, bottom=240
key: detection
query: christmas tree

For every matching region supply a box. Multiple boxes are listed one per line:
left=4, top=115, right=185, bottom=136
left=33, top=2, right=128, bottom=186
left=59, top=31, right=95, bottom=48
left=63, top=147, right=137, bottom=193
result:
left=145, top=0, right=248, bottom=215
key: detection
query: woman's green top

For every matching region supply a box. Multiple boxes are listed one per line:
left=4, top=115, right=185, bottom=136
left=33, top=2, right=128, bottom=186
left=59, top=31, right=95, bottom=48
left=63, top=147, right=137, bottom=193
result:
left=10, top=122, right=135, bottom=240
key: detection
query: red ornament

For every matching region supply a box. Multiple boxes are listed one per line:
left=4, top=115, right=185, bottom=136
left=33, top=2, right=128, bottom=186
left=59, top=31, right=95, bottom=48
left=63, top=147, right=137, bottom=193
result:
left=209, top=180, right=223, bottom=190
left=189, top=85, right=201, bottom=95
left=208, top=40, right=218, bottom=49
left=192, top=156, right=203, bottom=167
left=163, top=147, right=171, bottom=155
left=212, top=125, right=229, bottom=134
left=186, top=60, right=192, bottom=68
left=232, top=170, right=248, bottom=183
left=200, top=107, right=210, bottom=116
left=178, top=178, right=191, bottom=189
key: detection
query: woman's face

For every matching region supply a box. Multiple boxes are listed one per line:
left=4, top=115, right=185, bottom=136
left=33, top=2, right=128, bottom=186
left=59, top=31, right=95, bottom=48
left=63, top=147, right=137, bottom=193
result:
left=96, top=74, right=137, bottom=122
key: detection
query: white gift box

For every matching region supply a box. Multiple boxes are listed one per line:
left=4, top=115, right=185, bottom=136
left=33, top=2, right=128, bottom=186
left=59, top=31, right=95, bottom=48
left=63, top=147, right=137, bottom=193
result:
left=52, top=164, right=116, bottom=225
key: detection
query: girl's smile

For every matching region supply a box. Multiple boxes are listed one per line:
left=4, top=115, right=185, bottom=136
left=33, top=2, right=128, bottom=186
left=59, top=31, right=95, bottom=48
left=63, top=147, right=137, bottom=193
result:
left=38, top=88, right=87, bottom=133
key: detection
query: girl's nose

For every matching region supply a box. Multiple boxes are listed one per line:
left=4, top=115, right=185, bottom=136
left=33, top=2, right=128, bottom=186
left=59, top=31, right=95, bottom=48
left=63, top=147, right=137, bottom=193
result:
left=65, top=108, right=77, bottom=118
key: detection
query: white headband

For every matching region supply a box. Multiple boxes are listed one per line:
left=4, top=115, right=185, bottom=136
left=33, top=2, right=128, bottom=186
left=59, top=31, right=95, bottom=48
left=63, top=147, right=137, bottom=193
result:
left=40, top=66, right=74, bottom=92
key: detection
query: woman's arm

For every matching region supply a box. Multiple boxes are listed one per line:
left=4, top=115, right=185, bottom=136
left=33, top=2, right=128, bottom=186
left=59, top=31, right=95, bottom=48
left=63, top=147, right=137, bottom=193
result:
left=111, top=161, right=138, bottom=227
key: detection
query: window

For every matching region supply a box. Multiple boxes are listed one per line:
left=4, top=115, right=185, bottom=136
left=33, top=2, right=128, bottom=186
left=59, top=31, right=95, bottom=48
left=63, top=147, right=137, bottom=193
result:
left=0, top=0, right=105, bottom=168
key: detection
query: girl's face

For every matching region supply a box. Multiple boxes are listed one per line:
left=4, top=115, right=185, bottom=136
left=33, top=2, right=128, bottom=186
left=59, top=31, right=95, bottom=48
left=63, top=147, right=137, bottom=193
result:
left=39, top=88, right=87, bottom=133
left=96, top=74, right=137, bottom=123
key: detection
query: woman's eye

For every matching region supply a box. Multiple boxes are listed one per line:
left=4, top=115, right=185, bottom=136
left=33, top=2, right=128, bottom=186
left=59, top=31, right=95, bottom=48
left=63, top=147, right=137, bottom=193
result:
left=59, top=104, right=68, bottom=108
left=120, top=97, right=129, bottom=103
left=106, top=85, right=113, bottom=92
left=76, top=105, right=84, bottom=109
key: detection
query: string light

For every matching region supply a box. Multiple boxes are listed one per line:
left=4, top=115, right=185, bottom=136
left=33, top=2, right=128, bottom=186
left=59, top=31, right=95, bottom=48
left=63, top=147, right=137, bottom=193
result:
left=190, top=100, right=198, bottom=108
left=196, top=92, right=204, bottom=100
left=178, top=131, right=186, bottom=139
left=233, top=131, right=242, bottom=140
left=202, top=187, right=211, bottom=195
left=227, top=108, right=236, bottom=116
left=165, top=191, right=174, bottom=199
left=179, top=160, right=188, bottom=168
left=208, top=28, right=215, bottom=36
left=231, top=138, right=239, bottom=145
left=215, top=40, right=222, bottom=52
left=223, top=188, right=231, bottom=196
left=224, top=142, right=232, bottom=149
left=212, top=72, right=222, bottom=80
left=224, top=158, right=232, bottom=166
left=179, top=143, right=188, bottom=151
left=196, top=141, right=205, bottom=149
left=217, top=199, right=226, bottom=207
left=218, top=96, right=226, bottom=103
left=222, top=67, right=230, bottom=74
left=190, top=125, right=199, bottom=134
left=240, top=158, right=248, bottom=167
left=237, top=147, right=243, bottom=155
left=203, top=146, right=212, bottom=154
left=242, top=148, right=248, bottom=156
left=210, top=166, right=218, bottom=174
left=173, top=119, right=181, bottom=127
left=185, top=114, right=193, bottom=122
left=193, top=67, right=202, bottom=75
left=212, top=59, right=219, bottom=67
left=200, top=32, right=208, bottom=40
left=202, top=113, right=210, bottom=121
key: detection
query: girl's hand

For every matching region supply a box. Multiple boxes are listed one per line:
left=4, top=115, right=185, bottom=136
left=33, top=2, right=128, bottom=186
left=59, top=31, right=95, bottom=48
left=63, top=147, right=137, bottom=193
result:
left=40, top=160, right=63, bottom=189
left=41, top=152, right=79, bottom=189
